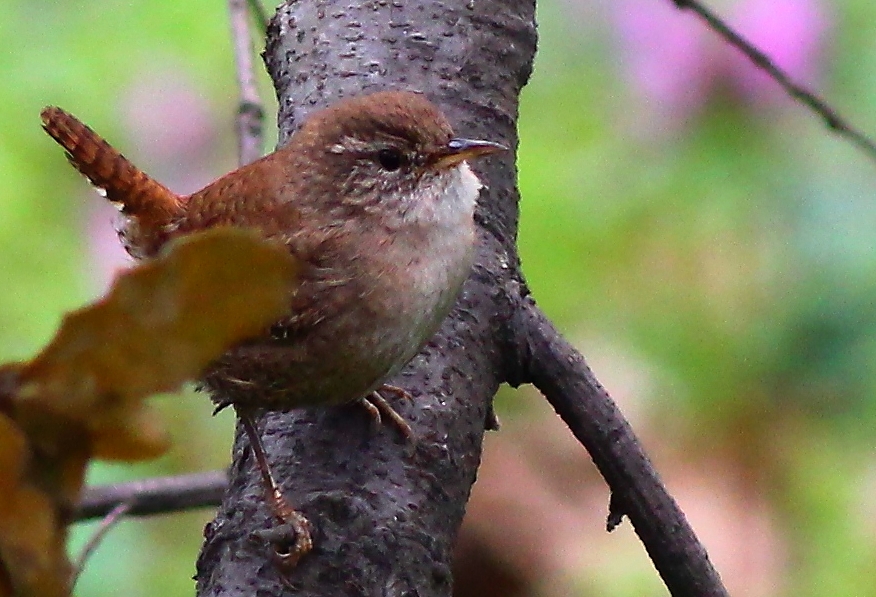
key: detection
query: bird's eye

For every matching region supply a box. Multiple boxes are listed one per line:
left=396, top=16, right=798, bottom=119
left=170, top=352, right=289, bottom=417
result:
left=376, top=148, right=405, bottom=171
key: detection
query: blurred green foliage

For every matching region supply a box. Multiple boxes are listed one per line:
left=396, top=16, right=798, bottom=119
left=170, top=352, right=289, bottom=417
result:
left=2, top=0, right=876, bottom=595
left=514, top=2, right=876, bottom=594
left=0, top=2, right=243, bottom=595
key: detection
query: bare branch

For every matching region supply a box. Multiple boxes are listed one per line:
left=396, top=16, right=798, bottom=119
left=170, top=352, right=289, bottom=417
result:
left=75, top=471, right=226, bottom=521
left=513, top=299, right=730, bottom=597
left=228, top=0, right=265, bottom=166
left=72, top=501, right=133, bottom=585
left=671, top=0, right=876, bottom=163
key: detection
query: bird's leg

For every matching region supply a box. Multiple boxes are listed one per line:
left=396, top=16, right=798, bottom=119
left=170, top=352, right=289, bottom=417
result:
left=357, top=384, right=414, bottom=439
left=237, top=408, right=312, bottom=568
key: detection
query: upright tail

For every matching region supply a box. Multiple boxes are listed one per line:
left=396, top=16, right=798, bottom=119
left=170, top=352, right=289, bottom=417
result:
left=40, top=107, right=183, bottom=256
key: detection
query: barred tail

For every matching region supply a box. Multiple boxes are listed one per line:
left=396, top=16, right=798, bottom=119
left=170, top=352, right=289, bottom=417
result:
left=40, top=106, right=182, bottom=232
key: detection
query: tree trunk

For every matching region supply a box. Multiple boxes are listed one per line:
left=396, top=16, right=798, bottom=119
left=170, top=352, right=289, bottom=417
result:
left=195, top=1, right=536, bottom=595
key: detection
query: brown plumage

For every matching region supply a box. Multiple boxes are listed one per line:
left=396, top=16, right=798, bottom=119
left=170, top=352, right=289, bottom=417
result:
left=41, top=91, right=501, bottom=414
left=40, top=106, right=182, bottom=257
left=42, top=90, right=503, bottom=565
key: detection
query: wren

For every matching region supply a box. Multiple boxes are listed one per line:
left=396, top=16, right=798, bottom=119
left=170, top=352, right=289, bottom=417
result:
left=41, top=90, right=505, bottom=565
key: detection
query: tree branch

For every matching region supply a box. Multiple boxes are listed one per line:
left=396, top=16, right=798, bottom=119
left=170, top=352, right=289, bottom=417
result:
left=227, top=0, right=265, bottom=166
left=671, top=0, right=876, bottom=163
left=76, top=471, right=226, bottom=521
left=510, top=299, right=729, bottom=597
left=72, top=501, right=133, bottom=586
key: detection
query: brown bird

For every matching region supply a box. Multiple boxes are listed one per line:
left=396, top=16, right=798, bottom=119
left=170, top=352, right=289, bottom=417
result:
left=41, top=90, right=504, bottom=565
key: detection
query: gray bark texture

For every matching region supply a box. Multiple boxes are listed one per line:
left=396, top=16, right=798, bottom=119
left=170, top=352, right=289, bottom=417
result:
left=194, top=1, right=729, bottom=596
left=196, top=1, right=532, bottom=596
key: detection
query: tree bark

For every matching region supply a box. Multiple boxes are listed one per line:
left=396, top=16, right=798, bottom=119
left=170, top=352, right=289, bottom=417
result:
left=195, top=1, right=535, bottom=596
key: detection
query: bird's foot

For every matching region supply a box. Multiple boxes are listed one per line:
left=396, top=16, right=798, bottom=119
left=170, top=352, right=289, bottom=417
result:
left=237, top=408, right=313, bottom=569
left=357, top=384, right=413, bottom=439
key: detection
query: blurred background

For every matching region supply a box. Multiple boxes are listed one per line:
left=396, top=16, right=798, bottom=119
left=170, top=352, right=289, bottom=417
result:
left=2, top=0, right=876, bottom=595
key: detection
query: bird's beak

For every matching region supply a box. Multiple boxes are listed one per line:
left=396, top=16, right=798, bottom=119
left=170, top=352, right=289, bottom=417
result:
left=433, top=138, right=507, bottom=169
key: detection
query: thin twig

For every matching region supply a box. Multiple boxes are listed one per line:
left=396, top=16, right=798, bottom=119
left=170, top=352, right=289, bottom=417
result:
left=72, top=501, right=133, bottom=586
left=228, top=0, right=265, bottom=166
left=670, top=0, right=876, bottom=163
left=75, top=471, right=227, bottom=521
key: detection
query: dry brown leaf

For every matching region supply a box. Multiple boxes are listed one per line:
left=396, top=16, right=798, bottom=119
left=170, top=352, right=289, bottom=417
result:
left=0, top=407, right=71, bottom=597
left=18, top=227, right=298, bottom=459
left=0, top=413, right=26, bottom=500
left=0, top=485, right=68, bottom=597
left=0, top=228, right=298, bottom=597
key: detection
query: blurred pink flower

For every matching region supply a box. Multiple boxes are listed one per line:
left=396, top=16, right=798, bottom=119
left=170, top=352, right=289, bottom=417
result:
left=121, top=70, right=221, bottom=194
left=86, top=70, right=227, bottom=292
left=727, top=0, right=829, bottom=104
left=87, top=200, right=133, bottom=293
left=612, top=0, right=716, bottom=117
left=611, top=0, right=831, bottom=125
